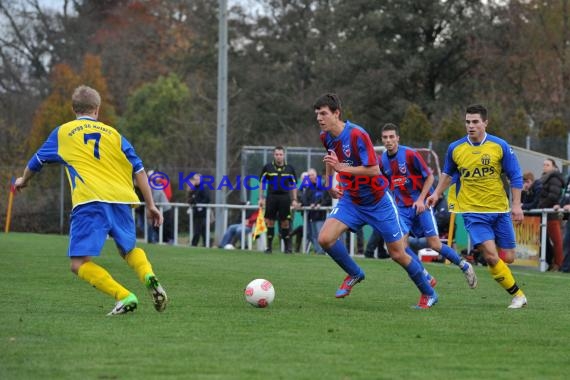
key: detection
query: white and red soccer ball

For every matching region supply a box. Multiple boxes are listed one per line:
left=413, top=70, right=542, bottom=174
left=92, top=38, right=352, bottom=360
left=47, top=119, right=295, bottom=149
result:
left=244, top=279, right=275, bottom=308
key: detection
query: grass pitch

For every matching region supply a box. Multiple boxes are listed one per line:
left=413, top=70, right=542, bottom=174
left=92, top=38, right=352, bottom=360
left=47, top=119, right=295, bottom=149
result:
left=1, top=232, right=569, bottom=379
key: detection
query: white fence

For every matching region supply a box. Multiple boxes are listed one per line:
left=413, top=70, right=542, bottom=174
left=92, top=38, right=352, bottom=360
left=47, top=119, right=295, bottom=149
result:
left=138, top=203, right=564, bottom=272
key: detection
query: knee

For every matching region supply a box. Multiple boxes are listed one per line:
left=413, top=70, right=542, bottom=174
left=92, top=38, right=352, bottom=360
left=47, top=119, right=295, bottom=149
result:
left=499, top=249, right=515, bottom=264
left=318, top=233, right=335, bottom=250
left=70, top=260, right=84, bottom=275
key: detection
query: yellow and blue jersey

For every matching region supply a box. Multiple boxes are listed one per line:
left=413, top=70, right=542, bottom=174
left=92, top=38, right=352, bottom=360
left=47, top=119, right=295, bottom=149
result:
left=442, top=133, right=522, bottom=213
left=27, top=116, right=143, bottom=209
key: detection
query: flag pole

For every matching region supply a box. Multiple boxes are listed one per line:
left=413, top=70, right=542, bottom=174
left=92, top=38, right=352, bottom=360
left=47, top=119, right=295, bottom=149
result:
left=4, top=178, right=15, bottom=233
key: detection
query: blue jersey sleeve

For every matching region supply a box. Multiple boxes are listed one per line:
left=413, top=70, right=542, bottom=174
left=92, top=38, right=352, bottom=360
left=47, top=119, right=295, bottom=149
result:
left=442, top=143, right=459, bottom=177
left=121, top=136, right=144, bottom=173
left=501, top=141, right=523, bottom=189
left=27, top=127, right=64, bottom=172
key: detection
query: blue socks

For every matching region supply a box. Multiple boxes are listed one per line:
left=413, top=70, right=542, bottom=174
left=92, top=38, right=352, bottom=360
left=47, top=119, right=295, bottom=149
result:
left=405, top=247, right=432, bottom=282
left=439, top=244, right=464, bottom=267
left=325, top=239, right=363, bottom=277
left=404, top=248, right=435, bottom=296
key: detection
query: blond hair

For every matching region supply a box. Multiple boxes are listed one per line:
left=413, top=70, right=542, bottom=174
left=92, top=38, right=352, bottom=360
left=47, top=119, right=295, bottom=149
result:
left=72, top=85, right=101, bottom=114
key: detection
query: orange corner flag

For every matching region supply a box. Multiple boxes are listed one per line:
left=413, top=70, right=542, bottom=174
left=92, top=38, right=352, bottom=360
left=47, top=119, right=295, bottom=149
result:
left=252, top=207, right=267, bottom=240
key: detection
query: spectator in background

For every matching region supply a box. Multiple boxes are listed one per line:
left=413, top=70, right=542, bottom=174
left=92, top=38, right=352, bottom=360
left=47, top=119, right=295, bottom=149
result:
left=147, top=170, right=173, bottom=244
left=300, top=168, right=331, bottom=255
left=554, top=173, right=570, bottom=273
left=219, top=209, right=259, bottom=249
left=538, top=158, right=565, bottom=271
left=187, top=173, right=211, bottom=247
left=521, top=171, right=542, bottom=211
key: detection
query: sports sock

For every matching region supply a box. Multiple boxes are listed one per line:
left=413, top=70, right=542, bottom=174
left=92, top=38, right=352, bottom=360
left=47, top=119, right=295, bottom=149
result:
left=405, top=247, right=432, bottom=281
left=325, top=239, right=362, bottom=277
left=488, top=258, right=524, bottom=296
left=77, top=261, right=131, bottom=301
left=438, top=244, right=463, bottom=267
left=125, top=247, right=154, bottom=284
left=404, top=252, right=435, bottom=296
left=266, top=228, right=274, bottom=250
left=280, top=228, right=291, bottom=251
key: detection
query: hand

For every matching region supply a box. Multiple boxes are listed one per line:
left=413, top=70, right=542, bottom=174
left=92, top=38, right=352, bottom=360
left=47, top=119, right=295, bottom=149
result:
left=511, top=204, right=524, bottom=224
left=553, top=204, right=561, bottom=211
left=14, top=177, right=28, bottom=192
left=147, top=205, right=164, bottom=227
left=328, top=186, right=343, bottom=199
left=323, top=150, right=341, bottom=172
left=258, top=198, right=265, bottom=208
left=413, top=199, right=426, bottom=214
left=425, top=193, right=438, bottom=208
left=291, top=199, right=300, bottom=209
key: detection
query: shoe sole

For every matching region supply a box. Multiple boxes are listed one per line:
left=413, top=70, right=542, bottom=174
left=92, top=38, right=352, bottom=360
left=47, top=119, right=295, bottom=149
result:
left=147, top=277, right=168, bottom=312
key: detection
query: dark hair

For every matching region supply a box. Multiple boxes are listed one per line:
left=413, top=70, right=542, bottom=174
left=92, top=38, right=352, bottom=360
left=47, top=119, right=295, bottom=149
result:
left=465, top=104, right=488, bottom=121
left=382, top=123, right=399, bottom=135
left=313, top=93, right=342, bottom=117
left=546, top=158, right=558, bottom=169
left=274, top=146, right=285, bottom=152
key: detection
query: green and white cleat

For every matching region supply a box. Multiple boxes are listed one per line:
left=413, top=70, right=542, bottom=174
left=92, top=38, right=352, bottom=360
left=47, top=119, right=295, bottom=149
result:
left=145, top=274, right=168, bottom=312
left=107, top=293, right=138, bottom=316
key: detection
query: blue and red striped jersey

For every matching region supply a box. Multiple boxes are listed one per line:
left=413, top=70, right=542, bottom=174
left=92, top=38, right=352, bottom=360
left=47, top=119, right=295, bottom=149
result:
left=380, top=145, right=432, bottom=207
left=320, top=120, right=388, bottom=206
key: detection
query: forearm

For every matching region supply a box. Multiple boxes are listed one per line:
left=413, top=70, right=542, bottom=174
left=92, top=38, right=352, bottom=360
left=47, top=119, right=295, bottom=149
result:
left=433, top=174, right=452, bottom=197
left=336, top=165, right=380, bottom=177
left=20, top=167, right=36, bottom=185
left=511, top=188, right=521, bottom=206
left=418, top=174, right=435, bottom=201
left=134, top=170, right=156, bottom=208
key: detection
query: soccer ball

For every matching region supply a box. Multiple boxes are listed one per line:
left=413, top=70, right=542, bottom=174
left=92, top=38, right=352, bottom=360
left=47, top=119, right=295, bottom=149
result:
left=244, top=278, right=275, bottom=308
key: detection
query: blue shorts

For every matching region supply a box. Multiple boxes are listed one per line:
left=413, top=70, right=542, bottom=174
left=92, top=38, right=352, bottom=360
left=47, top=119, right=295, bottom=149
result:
left=462, top=212, right=516, bottom=249
left=398, top=206, right=438, bottom=238
left=328, top=193, right=404, bottom=243
left=68, top=202, right=136, bottom=257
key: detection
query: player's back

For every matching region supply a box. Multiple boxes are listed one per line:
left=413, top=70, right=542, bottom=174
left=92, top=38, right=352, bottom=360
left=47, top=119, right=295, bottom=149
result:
left=56, top=117, right=141, bottom=207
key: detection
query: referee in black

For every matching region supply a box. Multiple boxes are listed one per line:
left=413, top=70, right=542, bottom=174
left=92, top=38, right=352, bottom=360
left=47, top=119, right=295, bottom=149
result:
left=259, top=146, right=299, bottom=253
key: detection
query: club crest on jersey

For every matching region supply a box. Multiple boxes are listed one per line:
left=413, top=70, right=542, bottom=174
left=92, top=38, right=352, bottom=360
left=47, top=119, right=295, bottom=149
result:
left=398, top=164, right=407, bottom=174
left=481, top=154, right=491, bottom=165
left=343, top=144, right=351, bottom=157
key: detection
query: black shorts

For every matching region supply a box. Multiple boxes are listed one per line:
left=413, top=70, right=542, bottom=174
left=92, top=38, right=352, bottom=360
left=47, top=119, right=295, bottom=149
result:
left=265, top=194, right=292, bottom=221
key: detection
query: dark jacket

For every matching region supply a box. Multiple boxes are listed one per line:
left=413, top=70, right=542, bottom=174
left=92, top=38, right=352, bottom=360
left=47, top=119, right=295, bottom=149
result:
left=301, top=183, right=332, bottom=221
left=522, top=180, right=542, bottom=210
left=187, top=188, right=211, bottom=217
left=538, top=171, right=565, bottom=210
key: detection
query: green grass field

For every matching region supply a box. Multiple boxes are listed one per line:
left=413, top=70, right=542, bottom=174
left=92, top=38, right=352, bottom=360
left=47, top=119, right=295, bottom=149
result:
left=1, top=233, right=570, bottom=379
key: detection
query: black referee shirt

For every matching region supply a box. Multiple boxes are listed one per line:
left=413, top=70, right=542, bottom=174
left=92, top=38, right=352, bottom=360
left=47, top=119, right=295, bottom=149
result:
left=259, top=161, right=297, bottom=195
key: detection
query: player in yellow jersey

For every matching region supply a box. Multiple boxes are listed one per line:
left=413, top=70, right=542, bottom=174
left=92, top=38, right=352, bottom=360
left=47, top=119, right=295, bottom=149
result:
left=14, top=85, right=168, bottom=316
left=427, top=104, right=527, bottom=309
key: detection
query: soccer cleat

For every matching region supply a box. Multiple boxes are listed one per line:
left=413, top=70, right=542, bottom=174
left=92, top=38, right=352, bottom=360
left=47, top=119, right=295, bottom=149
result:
left=335, top=272, right=365, bottom=298
left=264, top=248, right=272, bottom=254
left=462, top=262, right=478, bottom=289
left=414, top=292, right=438, bottom=309
left=145, top=274, right=168, bottom=312
left=507, top=295, right=528, bottom=309
left=107, top=293, right=138, bottom=316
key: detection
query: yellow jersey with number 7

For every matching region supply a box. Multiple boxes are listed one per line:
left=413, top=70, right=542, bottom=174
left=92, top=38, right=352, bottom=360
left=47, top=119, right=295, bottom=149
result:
left=27, top=116, right=142, bottom=209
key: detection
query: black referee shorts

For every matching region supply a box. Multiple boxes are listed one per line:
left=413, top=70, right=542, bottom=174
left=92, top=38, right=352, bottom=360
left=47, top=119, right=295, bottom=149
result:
left=265, top=193, right=292, bottom=221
